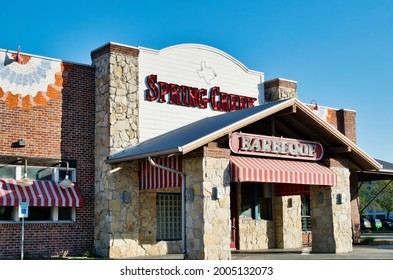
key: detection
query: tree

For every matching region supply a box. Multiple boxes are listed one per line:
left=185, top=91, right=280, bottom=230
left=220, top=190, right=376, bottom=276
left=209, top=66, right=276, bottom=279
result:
left=359, top=180, right=393, bottom=218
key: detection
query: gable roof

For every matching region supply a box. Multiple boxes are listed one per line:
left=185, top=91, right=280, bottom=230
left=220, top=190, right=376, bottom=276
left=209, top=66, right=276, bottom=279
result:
left=358, top=159, right=393, bottom=181
left=106, top=98, right=381, bottom=172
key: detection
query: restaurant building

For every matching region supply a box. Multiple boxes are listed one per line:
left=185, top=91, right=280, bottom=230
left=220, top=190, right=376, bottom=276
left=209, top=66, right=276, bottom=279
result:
left=0, top=42, right=388, bottom=259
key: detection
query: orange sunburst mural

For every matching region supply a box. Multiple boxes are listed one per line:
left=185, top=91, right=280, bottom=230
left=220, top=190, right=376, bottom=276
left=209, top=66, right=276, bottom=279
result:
left=0, top=48, right=73, bottom=111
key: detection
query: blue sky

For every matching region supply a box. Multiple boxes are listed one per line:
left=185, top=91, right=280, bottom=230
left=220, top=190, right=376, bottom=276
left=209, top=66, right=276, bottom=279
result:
left=1, top=0, right=392, bottom=163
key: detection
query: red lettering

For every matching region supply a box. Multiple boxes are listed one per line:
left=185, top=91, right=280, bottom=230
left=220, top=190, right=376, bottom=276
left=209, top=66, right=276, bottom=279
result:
left=210, top=87, right=221, bottom=110
left=146, top=75, right=159, bottom=101
left=158, top=82, right=169, bottom=103
left=169, top=83, right=181, bottom=105
left=239, top=96, right=247, bottom=109
left=247, top=97, right=257, bottom=108
left=180, top=85, right=189, bottom=106
left=221, top=92, right=230, bottom=112
left=198, top=89, right=208, bottom=109
left=230, top=95, right=239, bottom=111
left=145, top=74, right=258, bottom=112
left=188, top=87, right=199, bottom=107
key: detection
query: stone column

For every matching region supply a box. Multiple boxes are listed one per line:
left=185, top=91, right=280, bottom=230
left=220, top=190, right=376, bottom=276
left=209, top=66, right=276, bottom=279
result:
left=91, top=43, right=140, bottom=258
left=264, top=78, right=297, bottom=102
left=184, top=144, right=231, bottom=260
left=350, top=172, right=361, bottom=244
left=274, top=195, right=303, bottom=249
left=311, top=159, right=352, bottom=253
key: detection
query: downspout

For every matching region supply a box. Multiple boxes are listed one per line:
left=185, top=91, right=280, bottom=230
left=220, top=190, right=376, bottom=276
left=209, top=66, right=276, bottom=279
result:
left=148, top=156, right=187, bottom=258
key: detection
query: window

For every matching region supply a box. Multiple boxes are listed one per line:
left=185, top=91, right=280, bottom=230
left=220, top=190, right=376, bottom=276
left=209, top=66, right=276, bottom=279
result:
left=0, top=163, right=77, bottom=223
left=0, top=206, right=13, bottom=221
left=0, top=166, right=16, bottom=179
left=156, top=193, right=181, bottom=241
left=0, top=206, right=76, bottom=223
left=58, top=207, right=74, bottom=221
left=26, top=207, right=51, bottom=221
left=0, top=163, right=76, bottom=182
left=241, top=183, right=272, bottom=220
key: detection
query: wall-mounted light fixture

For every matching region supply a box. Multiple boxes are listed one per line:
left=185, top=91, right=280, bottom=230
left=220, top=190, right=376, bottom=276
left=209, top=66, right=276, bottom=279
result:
left=109, top=166, right=122, bottom=174
left=17, top=158, right=34, bottom=187
left=310, top=99, right=318, bottom=110
left=212, top=187, right=223, bottom=200
left=287, top=198, right=294, bottom=208
left=58, top=161, right=75, bottom=188
left=186, top=188, right=195, bottom=201
left=122, top=191, right=132, bottom=203
left=11, top=138, right=26, bottom=148
left=337, top=193, right=347, bottom=205
left=317, top=192, right=324, bottom=204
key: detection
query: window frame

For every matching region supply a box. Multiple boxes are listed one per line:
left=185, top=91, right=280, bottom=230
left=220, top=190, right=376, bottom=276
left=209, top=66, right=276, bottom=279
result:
left=0, top=206, right=76, bottom=223
left=0, top=163, right=77, bottom=223
left=240, top=182, right=273, bottom=220
left=0, top=163, right=76, bottom=182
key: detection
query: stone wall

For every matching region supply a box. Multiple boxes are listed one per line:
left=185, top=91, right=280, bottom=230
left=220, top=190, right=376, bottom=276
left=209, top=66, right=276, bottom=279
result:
left=92, top=43, right=140, bottom=257
left=184, top=145, right=231, bottom=260
left=106, top=162, right=143, bottom=258
left=330, top=159, right=352, bottom=253
left=274, top=195, right=302, bottom=249
left=311, top=159, right=352, bottom=253
left=238, top=219, right=276, bottom=249
left=350, top=172, right=361, bottom=244
left=139, top=188, right=183, bottom=256
left=236, top=182, right=276, bottom=250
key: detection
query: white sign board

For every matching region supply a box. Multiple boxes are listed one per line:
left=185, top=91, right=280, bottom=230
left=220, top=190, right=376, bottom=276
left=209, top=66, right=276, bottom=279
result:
left=18, top=202, right=29, bottom=218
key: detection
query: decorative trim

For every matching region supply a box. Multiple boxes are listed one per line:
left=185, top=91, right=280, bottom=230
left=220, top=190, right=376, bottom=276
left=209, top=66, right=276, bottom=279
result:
left=0, top=50, right=73, bottom=110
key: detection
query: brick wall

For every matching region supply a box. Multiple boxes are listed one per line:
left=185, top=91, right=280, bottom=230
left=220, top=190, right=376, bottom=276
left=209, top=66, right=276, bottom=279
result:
left=0, top=62, right=95, bottom=259
left=306, top=105, right=356, bottom=144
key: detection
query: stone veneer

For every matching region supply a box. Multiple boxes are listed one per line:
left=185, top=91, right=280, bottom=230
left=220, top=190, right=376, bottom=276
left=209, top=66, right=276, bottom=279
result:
left=236, top=183, right=276, bottom=250
left=238, top=219, right=276, bottom=250
left=311, top=158, right=352, bottom=253
left=184, top=145, right=231, bottom=259
left=274, top=195, right=303, bottom=249
left=92, top=43, right=141, bottom=257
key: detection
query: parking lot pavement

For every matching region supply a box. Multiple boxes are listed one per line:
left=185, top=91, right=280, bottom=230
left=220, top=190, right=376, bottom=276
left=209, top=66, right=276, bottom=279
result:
left=231, top=244, right=393, bottom=260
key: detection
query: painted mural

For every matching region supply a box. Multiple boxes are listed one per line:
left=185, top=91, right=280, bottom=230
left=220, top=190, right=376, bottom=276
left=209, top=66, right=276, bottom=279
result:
left=0, top=48, right=72, bottom=110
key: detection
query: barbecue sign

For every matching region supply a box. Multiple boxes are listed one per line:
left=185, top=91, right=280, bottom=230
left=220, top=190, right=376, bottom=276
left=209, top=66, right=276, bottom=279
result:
left=229, top=132, right=324, bottom=161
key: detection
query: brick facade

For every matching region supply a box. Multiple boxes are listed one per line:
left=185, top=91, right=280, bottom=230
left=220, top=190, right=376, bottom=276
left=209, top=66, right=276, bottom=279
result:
left=0, top=59, right=95, bottom=259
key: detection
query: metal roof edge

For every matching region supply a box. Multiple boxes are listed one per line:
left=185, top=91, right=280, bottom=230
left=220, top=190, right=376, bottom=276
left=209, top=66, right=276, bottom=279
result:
left=181, top=99, right=296, bottom=154
left=295, top=100, right=382, bottom=171
left=106, top=147, right=183, bottom=164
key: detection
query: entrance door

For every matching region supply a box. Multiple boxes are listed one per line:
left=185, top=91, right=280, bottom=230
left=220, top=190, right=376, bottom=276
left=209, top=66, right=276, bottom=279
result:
left=230, top=183, right=239, bottom=249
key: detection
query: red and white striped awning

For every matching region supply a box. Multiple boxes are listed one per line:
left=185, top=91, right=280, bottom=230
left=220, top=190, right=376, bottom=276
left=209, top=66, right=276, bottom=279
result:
left=0, top=179, right=84, bottom=207
left=230, top=156, right=336, bottom=186
left=140, top=156, right=182, bottom=190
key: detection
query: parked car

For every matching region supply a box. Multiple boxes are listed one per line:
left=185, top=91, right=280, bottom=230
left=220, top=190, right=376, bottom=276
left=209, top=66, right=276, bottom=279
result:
left=368, top=218, right=383, bottom=230
left=360, top=218, right=372, bottom=231
left=380, top=219, right=393, bottom=230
